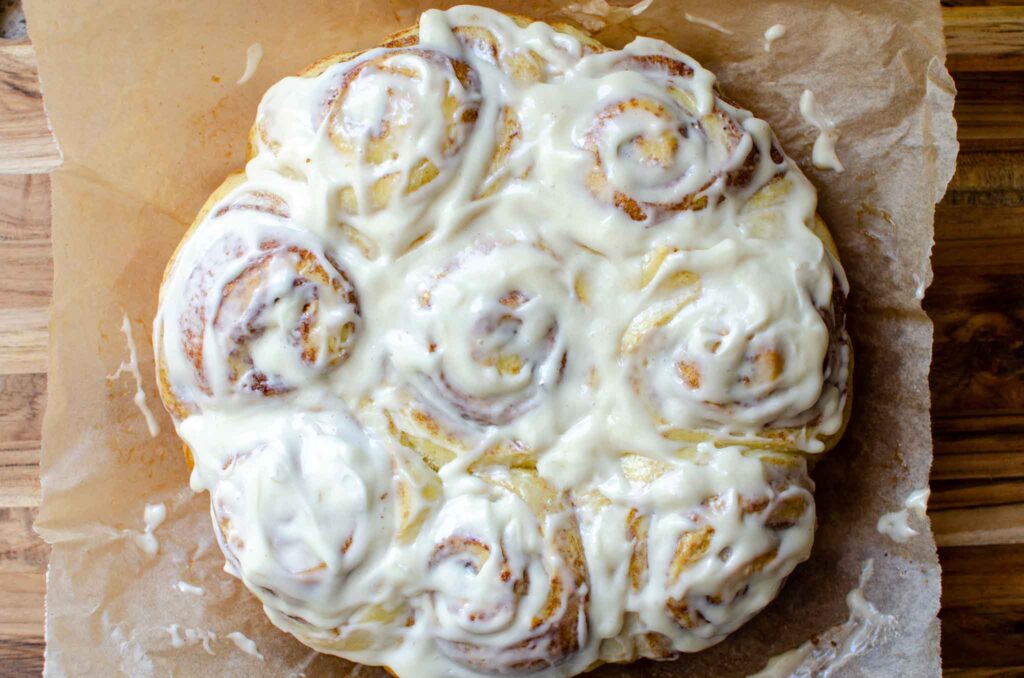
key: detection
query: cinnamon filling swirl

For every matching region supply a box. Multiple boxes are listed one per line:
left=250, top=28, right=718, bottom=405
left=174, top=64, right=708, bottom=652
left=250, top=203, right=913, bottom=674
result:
left=155, top=6, right=853, bottom=677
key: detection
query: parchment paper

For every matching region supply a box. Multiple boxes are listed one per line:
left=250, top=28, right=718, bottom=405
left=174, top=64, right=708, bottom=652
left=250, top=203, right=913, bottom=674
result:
left=25, top=1, right=957, bottom=675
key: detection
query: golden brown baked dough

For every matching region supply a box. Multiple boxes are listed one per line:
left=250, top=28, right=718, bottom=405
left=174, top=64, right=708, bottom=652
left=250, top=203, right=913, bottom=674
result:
left=154, top=6, right=851, bottom=676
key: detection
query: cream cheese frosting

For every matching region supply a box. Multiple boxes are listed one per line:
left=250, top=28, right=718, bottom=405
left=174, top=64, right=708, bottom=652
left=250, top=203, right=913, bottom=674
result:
left=153, top=6, right=851, bottom=676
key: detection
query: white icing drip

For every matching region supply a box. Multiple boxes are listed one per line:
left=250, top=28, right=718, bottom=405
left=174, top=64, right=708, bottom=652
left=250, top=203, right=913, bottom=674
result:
left=749, top=560, right=894, bottom=677
left=166, top=625, right=218, bottom=655
left=167, top=624, right=183, bottom=648
left=684, top=13, right=734, bottom=35
left=108, top=313, right=160, bottom=437
left=913, top=273, right=926, bottom=300
left=166, top=624, right=264, bottom=660
left=905, top=487, right=930, bottom=514
left=877, top=488, right=930, bottom=544
left=763, top=24, right=787, bottom=52
left=175, top=580, right=205, bottom=596
left=237, top=43, right=264, bottom=85
left=130, top=502, right=166, bottom=556
left=560, top=0, right=653, bottom=33
left=154, top=6, right=852, bottom=676
left=226, top=631, right=265, bottom=661
left=799, top=90, right=844, bottom=173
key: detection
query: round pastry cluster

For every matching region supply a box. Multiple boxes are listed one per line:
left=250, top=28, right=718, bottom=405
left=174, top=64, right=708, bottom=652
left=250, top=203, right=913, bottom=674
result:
left=154, top=6, right=851, bottom=677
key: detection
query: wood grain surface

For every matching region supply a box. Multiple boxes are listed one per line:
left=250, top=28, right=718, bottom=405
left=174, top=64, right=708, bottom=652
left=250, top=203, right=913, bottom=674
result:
left=1, top=4, right=1023, bottom=676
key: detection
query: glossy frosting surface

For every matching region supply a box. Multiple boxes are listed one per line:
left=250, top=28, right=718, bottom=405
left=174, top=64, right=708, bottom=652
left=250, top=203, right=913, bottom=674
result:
left=154, top=6, right=850, bottom=676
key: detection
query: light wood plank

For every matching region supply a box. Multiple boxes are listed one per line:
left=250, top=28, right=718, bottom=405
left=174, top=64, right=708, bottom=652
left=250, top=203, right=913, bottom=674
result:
left=933, top=450, right=1024, bottom=483
left=944, top=150, right=1024, bottom=195
left=0, top=15, right=1019, bottom=167
left=0, top=174, right=50, bottom=240
left=0, top=7, right=1021, bottom=676
left=0, top=445, right=39, bottom=508
left=932, top=503, right=1024, bottom=546
left=0, top=374, right=44, bottom=445
left=0, top=239, right=52, bottom=308
left=932, top=479, right=1024, bottom=510
left=0, top=373, right=43, bottom=508
left=0, top=308, right=47, bottom=375
left=0, top=507, right=46, bottom=575
left=0, top=40, right=60, bottom=174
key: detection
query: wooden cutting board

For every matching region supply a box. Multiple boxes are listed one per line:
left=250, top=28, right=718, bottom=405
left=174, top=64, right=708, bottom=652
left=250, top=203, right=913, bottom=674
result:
left=1, top=5, right=1023, bottom=676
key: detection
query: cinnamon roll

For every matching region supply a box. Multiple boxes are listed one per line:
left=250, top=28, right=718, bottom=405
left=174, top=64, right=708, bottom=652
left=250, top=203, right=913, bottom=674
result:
left=447, top=10, right=604, bottom=198
left=252, top=47, right=481, bottom=256
left=575, top=49, right=786, bottom=223
left=384, top=238, right=582, bottom=470
left=446, top=8, right=605, bottom=83
left=155, top=179, right=361, bottom=418
left=575, top=445, right=815, bottom=662
left=324, top=49, right=480, bottom=213
left=154, top=6, right=854, bottom=677
left=425, top=469, right=588, bottom=673
left=191, top=409, right=406, bottom=655
left=624, top=234, right=849, bottom=451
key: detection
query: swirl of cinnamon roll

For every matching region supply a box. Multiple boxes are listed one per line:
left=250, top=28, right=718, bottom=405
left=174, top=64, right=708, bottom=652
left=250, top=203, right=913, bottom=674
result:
left=575, top=446, right=814, bottom=661
left=454, top=23, right=545, bottom=85
left=375, top=21, right=534, bottom=201
left=444, top=9, right=605, bottom=199
left=154, top=7, right=857, bottom=675
left=385, top=239, right=577, bottom=469
left=576, top=47, right=786, bottom=223
left=156, top=183, right=361, bottom=417
left=251, top=46, right=481, bottom=257
left=622, top=239, right=849, bottom=450
left=322, top=48, right=480, bottom=215
left=434, top=6, right=604, bottom=84
left=425, top=469, right=588, bottom=673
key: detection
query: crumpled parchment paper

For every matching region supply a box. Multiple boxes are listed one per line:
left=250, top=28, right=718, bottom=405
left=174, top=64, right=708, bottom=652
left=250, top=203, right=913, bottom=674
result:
left=25, top=0, right=957, bottom=675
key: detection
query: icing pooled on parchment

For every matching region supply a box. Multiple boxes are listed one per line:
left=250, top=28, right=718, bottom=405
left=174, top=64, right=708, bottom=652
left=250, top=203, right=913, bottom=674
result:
left=800, top=89, right=844, bottom=173
left=877, top=488, right=930, bottom=544
left=750, top=560, right=895, bottom=677
left=764, top=24, right=787, bottom=52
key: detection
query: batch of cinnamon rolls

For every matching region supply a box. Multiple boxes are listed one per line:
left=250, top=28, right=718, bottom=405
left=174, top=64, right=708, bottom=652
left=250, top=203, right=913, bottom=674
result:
left=153, top=5, right=852, bottom=676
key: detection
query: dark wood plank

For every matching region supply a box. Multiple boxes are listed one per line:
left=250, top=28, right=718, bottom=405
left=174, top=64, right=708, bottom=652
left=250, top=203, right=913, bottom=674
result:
left=944, top=6, right=1024, bottom=71
left=927, top=261, right=1024, bottom=416
left=945, top=670, right=1024, bottom=678
left=932, top=414, right=1024, bottom=480
left=927, top=144, right=1024, bottom=553
left=0, top=507, right=45, bottom=677
left=940, top=545, right=1024, bottom=670
left=0, top=637, right=44, bottom=677
left=0, top=6, right=1020, bottom=676
left=928, top=150, right=1024, bottom=516
left=951, top=71, right=1024, bottom=152
left=943, top=1, right=1024, bottom=7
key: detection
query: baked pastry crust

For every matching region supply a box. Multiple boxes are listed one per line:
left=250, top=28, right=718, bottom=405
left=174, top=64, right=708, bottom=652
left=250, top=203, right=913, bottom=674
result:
left=154, top=6, right=852, bottom=677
